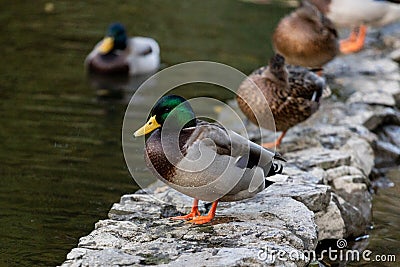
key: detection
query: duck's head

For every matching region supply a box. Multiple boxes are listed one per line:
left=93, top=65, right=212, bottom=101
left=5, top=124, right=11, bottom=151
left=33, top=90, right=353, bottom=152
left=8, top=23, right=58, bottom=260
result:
left=268, top=53, right=288, bottom=83
left=134, top=95, right=196, bottom=137
left=98, top=23, right=128, bottom=54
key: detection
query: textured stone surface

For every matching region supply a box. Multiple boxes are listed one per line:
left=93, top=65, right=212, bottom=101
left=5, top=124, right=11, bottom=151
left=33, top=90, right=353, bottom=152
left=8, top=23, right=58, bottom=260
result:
left=284, top=148, right=351, bottom=170
left=62, top=191, right=317, bottom=267
left=315, top=196, right=345, bottom=240
left=264, top=183, right=331, bottom=212
left=61, top=23, right=400, bottom=267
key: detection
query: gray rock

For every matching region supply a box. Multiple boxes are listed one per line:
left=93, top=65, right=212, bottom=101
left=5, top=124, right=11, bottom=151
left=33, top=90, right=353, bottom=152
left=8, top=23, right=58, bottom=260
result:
left=390, top=48, right=400, bottom=63
left=347, top=91, right=396, bottom=106
left=325, top=166, right=365, bottom=182
left=325, top=55, right=399, bottom=78
left=266, top=183, right=331, bottom=212
left=340, top=137, right=374, bottom=176
left=378, top=124, right=400, bottom=147
left=284, top=148, right=351, bottom=170
left=374, top=140, right=400, bottom=167
left=338, top=77, right=400, bottom=107
left=350, top=105, right=400, bottom=131
left=324, top=166, right=372, bottom=229
left=63, top=190, right=318, bottom=267
left=62, top=248, right=143, bottom=267
left=314, top=197, right=345, bottom=240
left=333, top=194, right=370, bottom=238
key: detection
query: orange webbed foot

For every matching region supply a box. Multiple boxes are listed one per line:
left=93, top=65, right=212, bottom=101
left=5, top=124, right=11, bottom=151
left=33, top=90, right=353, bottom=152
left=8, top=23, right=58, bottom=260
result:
left=187, top=200, right=219, bottom=225
left=262, top=131, right=286, bottom=149
left=187, top=215, right=215, bottom=225
left=340, top=25, right=367, bottom=54
left=170, top=199, right=200, bottom=221
left=261, top=141, right=278, bottom=149
left=170, top=210, right=201, bottom=221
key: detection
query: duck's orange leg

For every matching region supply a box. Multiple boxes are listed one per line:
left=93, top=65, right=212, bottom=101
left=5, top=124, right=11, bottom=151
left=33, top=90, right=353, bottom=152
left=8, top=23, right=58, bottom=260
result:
left=340, top=25, right=368, bottom=54
left=170, top=199, right=201, bottom=220
left=262, top=131, right=287, bottom=149
left=188, top=200, right=219, bottom=225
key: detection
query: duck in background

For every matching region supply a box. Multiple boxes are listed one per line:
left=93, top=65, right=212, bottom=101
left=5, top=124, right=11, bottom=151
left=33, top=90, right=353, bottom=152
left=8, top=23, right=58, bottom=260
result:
left=237, top=54, right=329, bottom=149
left=85, top=23, right=160, bottom=75
left=308, top=0, right=400, bottom=54
left=134, top=95, right=284, bottom=224
left=272, top=0, right=339, bottom=69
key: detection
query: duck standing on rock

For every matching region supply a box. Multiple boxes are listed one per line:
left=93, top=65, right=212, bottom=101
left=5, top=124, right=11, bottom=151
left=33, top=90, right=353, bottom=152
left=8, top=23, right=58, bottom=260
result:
left=272, top=0, right=339, bottom=69
left=134, top=95, right=284, bottom=224
left=237, top=54, right=328, bottom=149
left=308, top=0, right=400, bottom=54
left=85, top=23, right=160, bottom=75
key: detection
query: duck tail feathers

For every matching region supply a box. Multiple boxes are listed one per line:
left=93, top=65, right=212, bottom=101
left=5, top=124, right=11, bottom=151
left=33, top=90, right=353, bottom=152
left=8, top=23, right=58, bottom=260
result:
left=267, top=162, right=284, bottom=177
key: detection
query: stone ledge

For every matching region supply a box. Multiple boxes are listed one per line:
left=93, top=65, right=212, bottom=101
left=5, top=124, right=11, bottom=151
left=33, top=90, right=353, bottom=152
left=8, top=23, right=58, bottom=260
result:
left=61, top=24, right=400, bottom=267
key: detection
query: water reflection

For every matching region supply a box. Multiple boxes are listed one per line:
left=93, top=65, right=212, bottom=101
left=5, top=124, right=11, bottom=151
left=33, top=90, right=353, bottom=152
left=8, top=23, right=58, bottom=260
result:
left=87, top=71, right=157, bottom=103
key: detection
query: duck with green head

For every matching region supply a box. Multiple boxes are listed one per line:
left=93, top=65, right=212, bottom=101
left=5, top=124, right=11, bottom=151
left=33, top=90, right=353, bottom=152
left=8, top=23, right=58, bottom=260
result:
left=134, top=95, right=284, bottom=224
left=85, top=23, right=160, bottom=75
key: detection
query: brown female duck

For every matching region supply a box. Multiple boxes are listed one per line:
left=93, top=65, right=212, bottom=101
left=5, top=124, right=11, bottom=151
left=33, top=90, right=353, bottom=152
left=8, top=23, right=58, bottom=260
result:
left=237, top=54, right=328, bottom=148
left=272, top=0, right=339, bottom=68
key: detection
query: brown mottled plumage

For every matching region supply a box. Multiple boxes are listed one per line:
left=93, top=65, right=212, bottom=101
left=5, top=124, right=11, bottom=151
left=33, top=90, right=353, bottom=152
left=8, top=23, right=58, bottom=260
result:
left=236, top=54, right=328, bottom=148
left=272, top=0, right=338, bottom=68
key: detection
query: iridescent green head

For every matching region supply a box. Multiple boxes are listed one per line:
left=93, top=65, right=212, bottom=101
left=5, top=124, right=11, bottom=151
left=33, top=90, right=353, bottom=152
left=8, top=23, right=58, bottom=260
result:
left=98, top=23, right=128, bottom=54
left=134, top=95, right=196, bottom=137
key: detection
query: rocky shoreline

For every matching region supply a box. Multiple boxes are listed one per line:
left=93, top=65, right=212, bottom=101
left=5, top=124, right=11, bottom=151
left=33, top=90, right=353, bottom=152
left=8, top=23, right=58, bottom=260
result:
left=61, top=24, right=400, bottom=267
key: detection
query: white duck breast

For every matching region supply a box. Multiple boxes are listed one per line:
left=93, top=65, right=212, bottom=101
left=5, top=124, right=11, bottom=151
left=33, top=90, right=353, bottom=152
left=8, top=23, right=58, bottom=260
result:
left=127, top=37, right=160, bottom=75
left=327, top=0, right=400, bottom=27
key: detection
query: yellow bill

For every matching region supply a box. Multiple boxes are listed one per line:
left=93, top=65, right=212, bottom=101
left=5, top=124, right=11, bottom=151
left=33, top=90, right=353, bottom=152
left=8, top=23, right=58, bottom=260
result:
left=98, top=37, right=114, bottom=54
left=134, top=115, right=161, bottom=137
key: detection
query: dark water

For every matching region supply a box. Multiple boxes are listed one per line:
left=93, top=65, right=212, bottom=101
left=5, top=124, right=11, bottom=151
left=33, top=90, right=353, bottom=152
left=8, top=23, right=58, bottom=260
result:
left=365, top=168, right=400, bottom=266
left=0, top=1, right=399, bottom=266
left=0, top=1, right=292, bottom=266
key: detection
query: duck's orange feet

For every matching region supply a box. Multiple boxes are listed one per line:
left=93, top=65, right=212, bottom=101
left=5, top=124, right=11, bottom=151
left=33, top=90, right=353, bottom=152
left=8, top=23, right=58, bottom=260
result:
left=188, top=215, right=214, bottom=225
left=170, top=199, right=200, bottom=220
left=187, top=200, right=218, bottom=225
left=340, top=25, right=367, bottom=54
left=262, top=131, right=287, bottom=149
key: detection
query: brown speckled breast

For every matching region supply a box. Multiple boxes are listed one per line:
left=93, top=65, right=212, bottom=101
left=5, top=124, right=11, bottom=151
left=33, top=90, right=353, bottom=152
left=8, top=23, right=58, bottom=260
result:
left=144, top=128, right=195, bottom=182
left=237, top=66, right=325, bottom=132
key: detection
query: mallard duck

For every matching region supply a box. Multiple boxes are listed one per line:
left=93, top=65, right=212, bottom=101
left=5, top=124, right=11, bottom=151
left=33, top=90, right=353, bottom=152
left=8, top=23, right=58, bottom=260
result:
left=308, top=0, right=400, bottom=54
left=236, top=54, right=328, bottom=148
left=272, top=0, right=339, bottom=68
left=133, top=95, right=284, bottom=224
left=85, top=23, right=160, bottom=75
